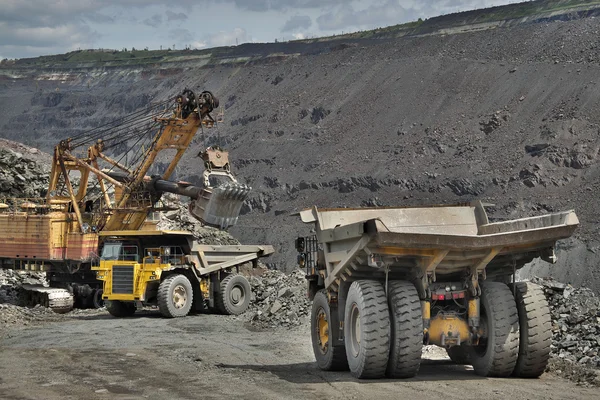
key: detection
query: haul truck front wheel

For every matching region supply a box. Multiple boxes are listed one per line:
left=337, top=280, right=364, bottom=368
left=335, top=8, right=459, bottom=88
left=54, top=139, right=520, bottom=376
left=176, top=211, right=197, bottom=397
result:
left=344, top=280, right=390, bottom=379
left=468, top=282, right=520, bottom=377
left=216, top=274, right=251, bottom=315
left=510, top=282, right=552, bottom=378
left=106, top=300, right=136, bottom=318
left=158, top=274, right=194, bottom=318
left=311, top=290, right=348, bottom=371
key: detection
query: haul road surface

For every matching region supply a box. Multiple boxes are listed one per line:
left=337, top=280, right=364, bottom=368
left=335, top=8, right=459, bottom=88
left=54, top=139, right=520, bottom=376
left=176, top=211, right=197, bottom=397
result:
left=0, top=310, right=597, bottom=400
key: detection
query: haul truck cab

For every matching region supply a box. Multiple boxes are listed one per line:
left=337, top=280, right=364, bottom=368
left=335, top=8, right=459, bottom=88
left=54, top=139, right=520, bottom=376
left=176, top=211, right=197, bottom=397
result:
left=93, top=230, right=274, bottom=318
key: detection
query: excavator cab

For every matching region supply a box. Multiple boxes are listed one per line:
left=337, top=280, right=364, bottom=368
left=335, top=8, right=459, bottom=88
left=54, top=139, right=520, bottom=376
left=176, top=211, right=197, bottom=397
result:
left=189, top=147, right=250, bottom=230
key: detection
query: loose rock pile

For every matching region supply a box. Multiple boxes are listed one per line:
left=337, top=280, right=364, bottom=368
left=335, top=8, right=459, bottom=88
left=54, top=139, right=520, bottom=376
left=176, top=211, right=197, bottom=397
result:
left=531, top=278, right=600, bottom=368
left=156, top=199, right=240, bottom=245
left=246, top=269, right=310, bottom=328
left=0, top=270, right=55, bottom=332
left=0, top=303, right=62, bottom=330
left=528, top=277, right=600, bottom=386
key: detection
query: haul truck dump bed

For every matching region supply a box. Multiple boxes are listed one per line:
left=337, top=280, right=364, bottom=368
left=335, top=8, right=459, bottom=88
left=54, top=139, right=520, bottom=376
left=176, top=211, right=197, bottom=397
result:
left=296, top=202, right=578, bottom=379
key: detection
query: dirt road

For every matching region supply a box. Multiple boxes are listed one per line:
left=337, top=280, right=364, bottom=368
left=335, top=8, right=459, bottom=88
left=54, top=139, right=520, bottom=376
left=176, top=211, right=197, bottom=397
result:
left=0, top=310, right=597, bottom=400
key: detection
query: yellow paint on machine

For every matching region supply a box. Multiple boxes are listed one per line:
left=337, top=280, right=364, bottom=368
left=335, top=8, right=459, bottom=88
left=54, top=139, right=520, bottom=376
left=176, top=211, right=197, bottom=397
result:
left=428, top=314, right=470, bottom=347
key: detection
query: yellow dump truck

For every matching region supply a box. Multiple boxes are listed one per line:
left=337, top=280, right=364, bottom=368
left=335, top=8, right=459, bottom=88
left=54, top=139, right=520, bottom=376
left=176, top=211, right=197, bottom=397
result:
left=295, top=201, right=578, bottom=379
left=93, top=230, right=274, bottom=317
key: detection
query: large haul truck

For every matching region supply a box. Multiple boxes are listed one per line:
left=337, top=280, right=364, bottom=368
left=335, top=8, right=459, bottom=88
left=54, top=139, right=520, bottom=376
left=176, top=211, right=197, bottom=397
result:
left=295, top=202, right=578, bottom=378
left=93, top=230, right=273, bottom=317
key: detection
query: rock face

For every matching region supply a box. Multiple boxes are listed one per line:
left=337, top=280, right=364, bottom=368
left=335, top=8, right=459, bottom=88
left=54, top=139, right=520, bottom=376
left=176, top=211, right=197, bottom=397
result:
left=2, top=15, right=600, bottom=293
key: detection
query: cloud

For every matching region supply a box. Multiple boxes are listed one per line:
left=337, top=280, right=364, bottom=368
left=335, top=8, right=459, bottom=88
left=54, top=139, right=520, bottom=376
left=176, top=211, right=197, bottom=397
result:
left=281, top=15, right=312, bottom=32
left=191, top=40, right=208, bottom=49
left=169, top=28, right=194, bottom=43
left=143, top=14, right=163, bottom=28
left=165, top=10, right=188, bottom=21
left=0, top=1, right=102, bottom=58
left=208, top=28, right=249, bottom=47
left=168, top=27, right=245, bottom=49
left=231, top=0, right=346, bottom=12
left=0, top=21, right=98, bottom=58
left=0, top=0, right=529, bottom=59
left=316, top=1, right=417, bottom=31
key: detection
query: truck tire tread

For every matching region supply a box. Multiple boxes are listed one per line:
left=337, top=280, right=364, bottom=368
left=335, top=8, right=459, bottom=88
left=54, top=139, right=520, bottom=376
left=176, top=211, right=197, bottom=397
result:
left=158, top=274, right=193, bottom=318
left=215, top=274, right=251, bottom=315
left=311, top=290, right=349, bottom=371
left=510, top=282, right=552, bottom=378
left=386, top=280, right=422, bottom=378
left=106, top=300, right=135, bottom=318
left=469, top=281, right=520, bottom=377
left=345, top=280, right=390, bottom=379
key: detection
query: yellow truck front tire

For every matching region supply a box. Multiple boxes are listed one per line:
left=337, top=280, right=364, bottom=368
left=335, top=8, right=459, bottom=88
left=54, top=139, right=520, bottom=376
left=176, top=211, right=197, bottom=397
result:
left=106, top=300, right=136, bottom=318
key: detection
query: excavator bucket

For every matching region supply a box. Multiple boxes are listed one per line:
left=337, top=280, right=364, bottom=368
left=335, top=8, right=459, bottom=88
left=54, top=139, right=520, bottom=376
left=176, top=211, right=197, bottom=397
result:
left=189, top=182, right=251, bottom=230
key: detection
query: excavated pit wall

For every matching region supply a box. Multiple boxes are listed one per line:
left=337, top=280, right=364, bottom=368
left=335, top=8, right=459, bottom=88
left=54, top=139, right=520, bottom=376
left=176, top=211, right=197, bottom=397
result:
left=1, top=16, right=600, bottom=292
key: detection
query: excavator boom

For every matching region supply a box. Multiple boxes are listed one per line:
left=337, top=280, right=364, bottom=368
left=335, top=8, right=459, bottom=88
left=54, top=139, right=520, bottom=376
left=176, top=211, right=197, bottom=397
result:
left=46, top=89, right=249, bottom=232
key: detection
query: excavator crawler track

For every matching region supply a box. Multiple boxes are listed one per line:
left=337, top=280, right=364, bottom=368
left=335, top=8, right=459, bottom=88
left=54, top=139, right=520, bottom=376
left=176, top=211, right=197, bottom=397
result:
left=19, top=284, right=74, bottom=313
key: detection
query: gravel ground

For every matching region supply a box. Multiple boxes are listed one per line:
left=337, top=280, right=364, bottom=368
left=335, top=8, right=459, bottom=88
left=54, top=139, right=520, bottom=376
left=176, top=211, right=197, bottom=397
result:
left=1, top=308, right=599, bottom=400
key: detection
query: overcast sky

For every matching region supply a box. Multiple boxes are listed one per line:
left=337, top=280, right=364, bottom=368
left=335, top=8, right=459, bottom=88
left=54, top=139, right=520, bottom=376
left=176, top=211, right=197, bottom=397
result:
left=0, top=0, right=526, bottom=60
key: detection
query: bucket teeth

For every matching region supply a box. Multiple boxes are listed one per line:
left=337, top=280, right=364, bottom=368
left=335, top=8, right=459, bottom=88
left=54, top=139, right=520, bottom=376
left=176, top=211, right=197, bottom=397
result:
left=189, top=182, right=251, bottom=230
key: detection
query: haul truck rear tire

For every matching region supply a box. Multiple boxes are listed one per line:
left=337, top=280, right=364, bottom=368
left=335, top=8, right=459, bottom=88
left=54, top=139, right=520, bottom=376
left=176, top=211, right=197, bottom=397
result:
left=344, top=280, right=390, bottom=379
left=510, top=282, right=552, bottom=378
left=311, top=290, right=349, bottom=371
left=106, top=300, right=136, bottom=318
left=468, top=282, right=520, bottom=377
left=158, top=274, right=194, bottom=318
left=216, top=274, right=251, bottom=315
left=386, top=280, right=423, bottom=378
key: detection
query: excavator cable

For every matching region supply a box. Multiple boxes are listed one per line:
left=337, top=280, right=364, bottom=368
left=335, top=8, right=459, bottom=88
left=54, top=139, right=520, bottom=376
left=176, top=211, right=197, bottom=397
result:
left=68, top=98, right=171, bottom=145
left=69, top=103, right=169, bottom=149
left=72, top=109, right=165, bottom=149
left=84, top=122, right=158, bottom=202
left=101, top=120, right=160, bottom=151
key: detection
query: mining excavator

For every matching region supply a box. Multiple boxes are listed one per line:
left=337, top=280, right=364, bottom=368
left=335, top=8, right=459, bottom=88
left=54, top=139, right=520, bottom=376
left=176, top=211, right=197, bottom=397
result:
left=0, top=89, right=273, bottom=317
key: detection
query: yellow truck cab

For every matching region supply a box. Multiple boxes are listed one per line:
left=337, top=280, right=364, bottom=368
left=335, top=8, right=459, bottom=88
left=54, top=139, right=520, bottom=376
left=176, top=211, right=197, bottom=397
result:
left=93, top=230, right=274, bottom=318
